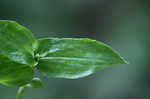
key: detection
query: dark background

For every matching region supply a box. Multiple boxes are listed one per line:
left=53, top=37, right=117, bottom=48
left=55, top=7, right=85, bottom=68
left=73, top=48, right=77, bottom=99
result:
left=0, top=0, right=150, bottom=99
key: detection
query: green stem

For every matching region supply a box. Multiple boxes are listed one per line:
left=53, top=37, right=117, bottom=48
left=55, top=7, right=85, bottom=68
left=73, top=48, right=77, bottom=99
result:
left=17, top=86, right=25, bottom=99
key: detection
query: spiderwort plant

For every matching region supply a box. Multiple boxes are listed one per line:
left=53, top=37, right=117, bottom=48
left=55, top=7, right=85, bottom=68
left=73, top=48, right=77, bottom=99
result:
left=0, top=20, right=128, bottom=99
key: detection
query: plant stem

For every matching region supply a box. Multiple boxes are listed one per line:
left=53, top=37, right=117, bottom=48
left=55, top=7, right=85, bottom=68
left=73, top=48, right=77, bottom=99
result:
left=17, top=86, right=25, bottom=99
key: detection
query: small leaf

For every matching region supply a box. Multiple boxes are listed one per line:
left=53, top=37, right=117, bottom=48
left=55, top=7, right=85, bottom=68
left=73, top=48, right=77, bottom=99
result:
left=0, top=20, right=36, bottom=86
left=36, top=38, right=127, bottom=79
left=26, top=78, right=43, bottom=88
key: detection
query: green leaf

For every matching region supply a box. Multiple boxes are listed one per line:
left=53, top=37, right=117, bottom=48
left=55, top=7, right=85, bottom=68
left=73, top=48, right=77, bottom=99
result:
left=36, top=38, right=127, bottom=79
left=0, top=54, right=34, bottom=86
left=0, top=20, right=36, bottom=86
left=26, top=78, right=43, bottom=88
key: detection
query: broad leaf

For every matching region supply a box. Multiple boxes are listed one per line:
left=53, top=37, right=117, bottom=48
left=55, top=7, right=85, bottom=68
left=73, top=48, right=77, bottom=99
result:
left=0, top=20, right=36, bottom=86
left=36, top=38, right=127, bottom=79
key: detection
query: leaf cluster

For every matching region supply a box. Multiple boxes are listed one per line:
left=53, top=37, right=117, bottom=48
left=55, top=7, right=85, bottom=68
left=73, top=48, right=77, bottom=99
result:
left=0, top=20, right=127, bottom=87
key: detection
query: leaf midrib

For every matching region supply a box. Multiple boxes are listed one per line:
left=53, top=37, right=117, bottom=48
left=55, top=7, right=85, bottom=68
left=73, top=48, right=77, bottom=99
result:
left=40, top=57, right=114, bottom=62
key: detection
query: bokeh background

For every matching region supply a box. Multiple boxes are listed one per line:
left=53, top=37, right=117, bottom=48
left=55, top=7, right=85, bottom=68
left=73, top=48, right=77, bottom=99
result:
left=0, top=0, right=150, bottom=99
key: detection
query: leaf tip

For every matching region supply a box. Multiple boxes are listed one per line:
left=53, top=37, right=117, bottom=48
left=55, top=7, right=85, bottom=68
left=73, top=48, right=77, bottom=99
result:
left=119, top=56, right=129, bottom=65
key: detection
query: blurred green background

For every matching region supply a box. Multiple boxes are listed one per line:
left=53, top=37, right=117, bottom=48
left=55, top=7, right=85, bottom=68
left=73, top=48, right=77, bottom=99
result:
left=0, top=0, right=150, bottom=99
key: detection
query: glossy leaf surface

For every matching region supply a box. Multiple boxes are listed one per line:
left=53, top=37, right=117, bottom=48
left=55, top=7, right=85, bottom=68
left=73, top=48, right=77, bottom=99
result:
left=0, top=20, right=36, bottom=86
left=36, top=38, right=127, bottom=79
